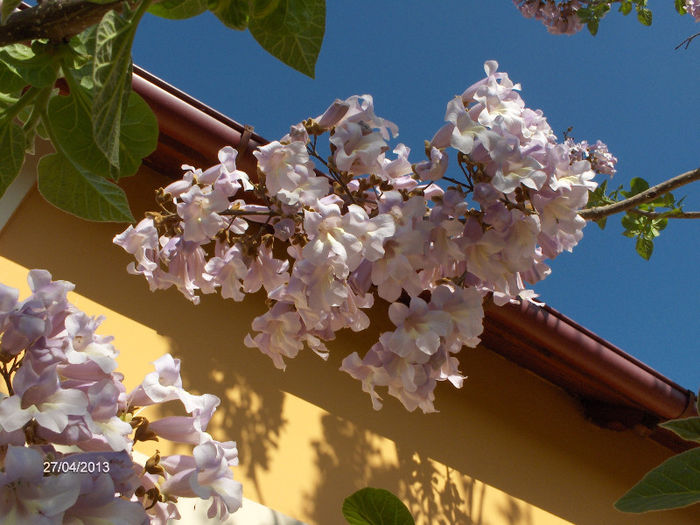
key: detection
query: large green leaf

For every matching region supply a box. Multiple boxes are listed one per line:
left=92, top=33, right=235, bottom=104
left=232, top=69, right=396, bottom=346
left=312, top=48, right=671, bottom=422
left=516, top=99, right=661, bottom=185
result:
left=210, top=0, right=250, bottom=30
left=0, top=61, right=27, bottom=96
left=342, top=488, right=415, bottom=525
left=0, top=119, right=25, bottom=197
left=47, top=89, right=157, bottom=181
left=248, top=0, right=325, bottom=78
left=661, top=417, right=700, bottom=443
left=615, top=448, right=700, bottom=512
left=0, top=43, right=59, bottom=88
left=113, top=91, right=159, bottom=180
left=92, top=9, right=136, bottom=167
left=149, top=0, right=208, bottom=19
left=37, top=153, right=134, bottom=222
left=47, top=86, right=113, bottom=178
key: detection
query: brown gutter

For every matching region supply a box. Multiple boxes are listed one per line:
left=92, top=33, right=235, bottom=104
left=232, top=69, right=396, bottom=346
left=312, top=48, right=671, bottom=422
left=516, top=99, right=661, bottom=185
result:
left=482, top=300, right=697, bottom=451
left=131, top=67, right=697, bottom=452
left=132, top=66, right=268, bottom=177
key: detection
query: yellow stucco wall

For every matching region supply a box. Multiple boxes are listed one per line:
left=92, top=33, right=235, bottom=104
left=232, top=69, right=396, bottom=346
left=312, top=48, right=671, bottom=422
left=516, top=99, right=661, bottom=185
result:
left=1, top=164, right=698, bottom=525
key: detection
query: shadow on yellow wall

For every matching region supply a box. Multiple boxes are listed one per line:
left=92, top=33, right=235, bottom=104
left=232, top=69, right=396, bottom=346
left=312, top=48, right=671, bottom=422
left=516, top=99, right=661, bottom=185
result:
left=1, top=166, right=698, bottom=524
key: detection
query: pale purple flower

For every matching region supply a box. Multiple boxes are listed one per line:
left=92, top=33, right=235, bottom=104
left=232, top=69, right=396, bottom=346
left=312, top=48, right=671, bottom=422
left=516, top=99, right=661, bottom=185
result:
left=314, top=98, right=351, bottom=130
left=387, top=297, right=452, bottom=358
left=0, top=446, right=81, bottom=523
left=244, top=303, right=303, bottom=369
left=330, top=121, right=388, bottom=174
left=177, top=185, right=229, bottom=243
left=685, top=0, right=700, bottom=20
left=148, top=393, right=220, bottom=444
left=415, top=146, right=449, bottom=181
left=0, top=364, right=88, bottom=434
left=128, top=354, right=183, bottom=407
left=514, top=1, right=585, bottom=35
left=242, top=244, right=290, bottom=294
left=160, top=440, right=242, bottom=520
left=113, top=218, right=159, bottom=275
left=302, top=201, right=366, bottom=271
left=83, top=379, right=134, bottom=451
left=203, top=243, right=249, bottom=301
left=254, top=141, right=329, bottom=206
left=62, top=473, right=148, bottom=525
left=217, top=146, right=254, bottom=192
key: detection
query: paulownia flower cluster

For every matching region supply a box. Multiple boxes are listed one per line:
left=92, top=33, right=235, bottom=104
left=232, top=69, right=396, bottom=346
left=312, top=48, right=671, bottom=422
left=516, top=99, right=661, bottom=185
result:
left=513, top=0, right=700, bottom=35
left=0, top=271, right=241, bottom=524
left=116, top=61, right=617, bottom=413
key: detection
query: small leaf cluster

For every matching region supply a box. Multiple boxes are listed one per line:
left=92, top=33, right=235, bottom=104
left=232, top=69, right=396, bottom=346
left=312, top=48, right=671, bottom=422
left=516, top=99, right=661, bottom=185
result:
left=577, top=0, right=652, bottom=36
left=587, top=177, right=685, bottom=260
left=0, top=1, right=158, bottom=222
left=149, top=0, right=326, bottom=77
left=577, top=1, right=612, bottom=35
left=615, top=392, right=700, bottom=512
left=342, top=487, right=415, bottom=525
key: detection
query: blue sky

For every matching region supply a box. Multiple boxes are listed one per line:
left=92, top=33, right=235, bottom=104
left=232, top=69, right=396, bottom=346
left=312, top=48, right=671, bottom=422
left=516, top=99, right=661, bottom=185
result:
left=132, top=2, right=700, bottom=390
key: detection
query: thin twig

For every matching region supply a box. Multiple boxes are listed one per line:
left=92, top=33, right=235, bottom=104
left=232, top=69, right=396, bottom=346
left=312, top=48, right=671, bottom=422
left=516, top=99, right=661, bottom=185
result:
left=579, top=167, right=700, bottom=221
left=443, top=176, right=471, bottom=189
left=676, top=32, right=700, bottom=50
left=219, top=209, right=275, bottom=217
left=628, top=209, right=700, bottom=219
left=1, top=364, right=14, bottom=396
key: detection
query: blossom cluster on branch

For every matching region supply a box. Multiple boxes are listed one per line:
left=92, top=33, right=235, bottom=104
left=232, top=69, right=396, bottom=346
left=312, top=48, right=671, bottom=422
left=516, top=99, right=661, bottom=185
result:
left=116, top=61, right=616, bottom=413
left=513, top=0, right=700, bottom=35
left=0, top=271, right=241, bottom=524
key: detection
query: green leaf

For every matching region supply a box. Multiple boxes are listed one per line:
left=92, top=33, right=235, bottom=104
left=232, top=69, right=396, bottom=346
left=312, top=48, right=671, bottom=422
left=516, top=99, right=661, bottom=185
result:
left=660, top=417, right=700, bottom=443
left=0, top=61, right=27, bottom=96
left=653, top=217, right=668, bottom=232
left=675, top=0, right=687, bottom=15
left=615, top=448, right=700, bottom=512
left=577, top=7, right=592, bottom=22
left=1, top=0, right=22, bottom=23
left=37, top=153, right=134, bottom=222
left=594, top=217, right=607, bottom=230
left=92, top=9, right=136, bottom=167
left=48, top=88, right=157, bottom=181
left=248, top=0, right=325, bottom=78
left=0, top=119, right=25, bottom=197
left=593, top=3, right=611, bottom=15
left=250, top=0, right=280, bottom=18
left=637, top=7, right=652, bottom=26
left=621, top=213, right=639, bottom=233
left=342, top=488, right=415, bottom=525
left=112, top=91, right=159, bottom=180
left=619, top=0, right=633, bottom=15
left=0, top=43, right=59, bottom=88
left=210, top=0, right=250, bottom=30
left=47, top=87, right=112, bottom=178
left=628, top=177, right=649, bottom=196
left=149, top=0, right=208, bottom=20
left=651, top=191, right=675, bottom=208
left=587, top=19, right=599, bottom=36
left=635, top=237, right=653, bottom=260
